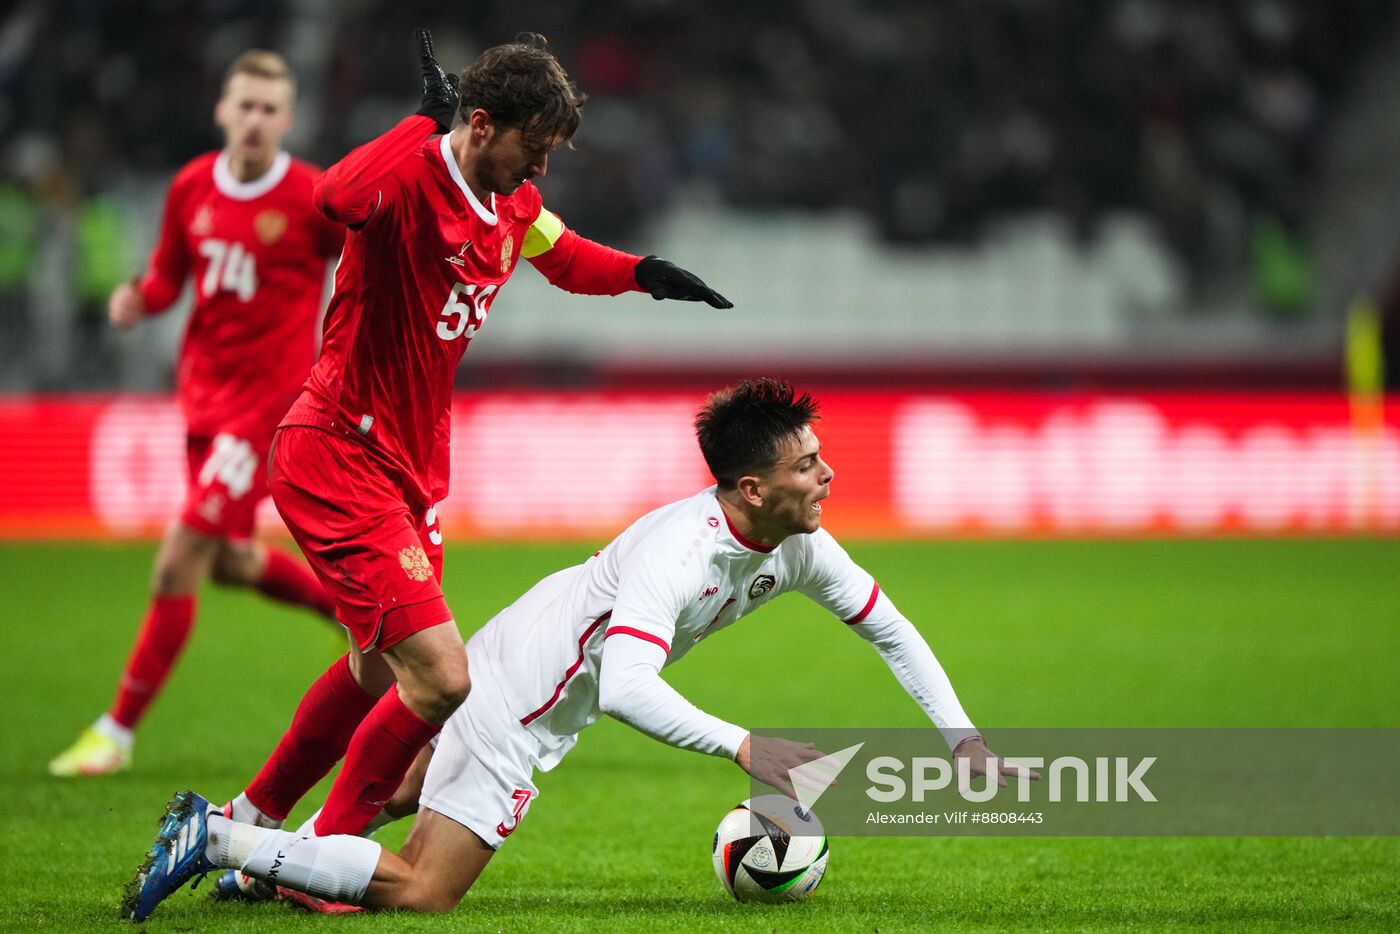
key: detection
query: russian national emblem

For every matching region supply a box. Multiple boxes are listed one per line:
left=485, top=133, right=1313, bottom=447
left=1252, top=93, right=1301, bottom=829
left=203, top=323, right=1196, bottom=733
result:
left=254, top=209, right=288, bottom=245
left=399, top=545, right=433, bottom=582
left=500, top=233, right=514, bottom=273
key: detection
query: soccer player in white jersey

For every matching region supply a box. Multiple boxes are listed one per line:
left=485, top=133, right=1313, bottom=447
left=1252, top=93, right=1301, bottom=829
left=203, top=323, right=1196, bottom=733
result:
left=125, top=378, right=1030, bottom=919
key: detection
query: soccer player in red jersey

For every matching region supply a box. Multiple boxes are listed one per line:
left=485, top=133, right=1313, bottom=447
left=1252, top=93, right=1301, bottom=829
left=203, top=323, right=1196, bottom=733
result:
left=50, top=51, right=345, bottom=778
left=218, top=30, right=730, bottom=840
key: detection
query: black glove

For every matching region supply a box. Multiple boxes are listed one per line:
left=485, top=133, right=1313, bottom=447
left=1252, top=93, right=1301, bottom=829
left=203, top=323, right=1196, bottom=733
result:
left=414, top=28, right=459, bottom=133
left=634, top=256, right=733, bottom=309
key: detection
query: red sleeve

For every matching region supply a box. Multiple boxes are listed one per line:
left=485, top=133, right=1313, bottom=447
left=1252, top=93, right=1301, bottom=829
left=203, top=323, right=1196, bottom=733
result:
left=314, top=114, right=439, bottom=227
left=526, top=227, right=643, bottom=296
left=137, top=174, right=192, bottom=313
left=315, top=211, right=346, bottom=258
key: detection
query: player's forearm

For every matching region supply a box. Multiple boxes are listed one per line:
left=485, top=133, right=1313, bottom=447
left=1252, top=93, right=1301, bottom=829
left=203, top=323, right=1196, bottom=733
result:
left=527, top=229, right=643, bottom=296
left=598, top=637, right=746, bottom=758
left=851, top=598, right=979, bottom=750
left=315, top=114, right=439, bottom=225
left=136, top=269, right=182, bottom=313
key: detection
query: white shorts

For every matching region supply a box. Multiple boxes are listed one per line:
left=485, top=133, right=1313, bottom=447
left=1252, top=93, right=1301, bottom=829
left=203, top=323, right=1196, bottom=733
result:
left=420, top=639, right=577, bottom=849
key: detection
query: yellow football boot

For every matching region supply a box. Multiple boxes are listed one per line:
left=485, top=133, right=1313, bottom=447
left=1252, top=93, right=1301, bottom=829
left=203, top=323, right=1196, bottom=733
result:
left=48, top=727, right=131, bottom=777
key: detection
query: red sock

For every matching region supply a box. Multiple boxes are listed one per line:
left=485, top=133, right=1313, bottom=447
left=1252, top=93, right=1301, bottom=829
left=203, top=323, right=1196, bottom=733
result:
left=257, top=548, right=335, bottom=619
left=244, top=655, right=380, bottom=820
left=109, top=595, right=197, bottom=730
left=314, top=688, right=440, bottom=836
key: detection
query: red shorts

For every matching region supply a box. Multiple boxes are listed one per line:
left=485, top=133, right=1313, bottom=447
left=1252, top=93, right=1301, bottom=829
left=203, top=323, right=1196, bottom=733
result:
left=269, top=425, right=450, bottom=652
left=181, top=432, right=271, bottom=541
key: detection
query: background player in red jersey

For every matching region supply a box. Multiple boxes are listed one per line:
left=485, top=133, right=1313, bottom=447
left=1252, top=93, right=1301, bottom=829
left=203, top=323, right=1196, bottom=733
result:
left=217, top=30, right=731, bottom=841
left=49, top=51, right=345, bottom=778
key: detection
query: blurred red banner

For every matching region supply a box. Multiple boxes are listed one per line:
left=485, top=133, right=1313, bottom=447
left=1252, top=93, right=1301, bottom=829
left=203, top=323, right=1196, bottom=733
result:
left=1, top=392, right=1397, bottom=538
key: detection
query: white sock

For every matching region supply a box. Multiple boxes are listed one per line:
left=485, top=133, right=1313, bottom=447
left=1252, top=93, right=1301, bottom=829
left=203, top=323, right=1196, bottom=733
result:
left=93, top=714, right=133, bottom=749
left=206, top=813, right=278, bottom=868
left=229, top=792, right=284, bottom=829
left=240, top=828, right=381, bottom=902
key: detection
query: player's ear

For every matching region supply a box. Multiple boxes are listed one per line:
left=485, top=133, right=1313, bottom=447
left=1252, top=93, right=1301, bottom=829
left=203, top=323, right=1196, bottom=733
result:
left=735, top=474, right=764, bottom=508
left=469, top=108, right=494, bottom=141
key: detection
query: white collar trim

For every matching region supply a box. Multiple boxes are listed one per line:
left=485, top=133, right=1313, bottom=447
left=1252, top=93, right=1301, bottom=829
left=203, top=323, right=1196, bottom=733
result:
left=213, top=150, right=291, bottom=201
left=439, top=134, right=497, bottom=225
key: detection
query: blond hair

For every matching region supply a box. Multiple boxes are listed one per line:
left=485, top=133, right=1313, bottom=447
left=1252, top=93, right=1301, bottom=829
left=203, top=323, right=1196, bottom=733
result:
left=222, top=49, right=295, bottom=96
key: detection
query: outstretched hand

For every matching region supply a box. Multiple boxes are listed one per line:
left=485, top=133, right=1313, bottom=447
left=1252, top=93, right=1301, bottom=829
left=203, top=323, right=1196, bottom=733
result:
left=735, top=734, right=827, bottom=799
left=635, top=256, right=733, bottom=309
left=414, top=28, right=459, bottom=133
left=953, top=735, right=1041, bottom=790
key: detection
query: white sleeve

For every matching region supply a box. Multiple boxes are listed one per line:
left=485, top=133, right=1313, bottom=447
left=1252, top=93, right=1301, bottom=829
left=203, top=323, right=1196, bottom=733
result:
left=793, top=529, right=879, bottom=621
left=597, top=632, right=748, bottom=759
left=595, top=533, right=747, bottom=760
left=847, top=589, right=980, bottom=751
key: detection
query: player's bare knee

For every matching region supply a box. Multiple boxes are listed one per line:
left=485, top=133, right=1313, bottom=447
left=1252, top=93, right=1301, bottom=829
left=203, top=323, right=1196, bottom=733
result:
left=152, top=524, right=218, bottom=595
left=418, top=892, right=461, bottom=914
left=398, top=882, right=461, bottom=914
left=433, top=664, right=472, bottom=712
left=442, top=666, right=471, bottom=708
left=152, top=551, right=203, bottom=596
left=401, top=670, right=469, bottom=723
left=209, top=547, right=257, bottom=587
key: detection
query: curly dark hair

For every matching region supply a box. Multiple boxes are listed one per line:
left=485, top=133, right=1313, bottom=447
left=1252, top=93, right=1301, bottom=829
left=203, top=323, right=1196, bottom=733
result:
left=457, top=33, right=584, bottom=148
left=694, top=378, right=820, bottom=489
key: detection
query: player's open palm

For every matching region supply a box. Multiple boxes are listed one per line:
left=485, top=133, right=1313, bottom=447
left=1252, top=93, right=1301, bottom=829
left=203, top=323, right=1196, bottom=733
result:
left=736, top=734, right=827, bottom=798
left=108, top=282, right=145, bottom=329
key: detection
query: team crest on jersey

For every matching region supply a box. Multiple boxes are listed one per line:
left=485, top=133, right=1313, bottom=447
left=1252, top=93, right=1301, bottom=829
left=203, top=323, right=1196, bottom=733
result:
left=254, top=209, right=288, bottom=245
left=191, top=205, right=213, bottom=236
left=399, top=545, right=433, bottom=582
left=748, top=574, right=776, bottom=599
left=500, top=233, right=514, bottom=273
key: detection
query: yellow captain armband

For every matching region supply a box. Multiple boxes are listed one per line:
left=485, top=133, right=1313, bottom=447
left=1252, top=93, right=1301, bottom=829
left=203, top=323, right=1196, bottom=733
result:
left=521, top=207, right=565, bottom=258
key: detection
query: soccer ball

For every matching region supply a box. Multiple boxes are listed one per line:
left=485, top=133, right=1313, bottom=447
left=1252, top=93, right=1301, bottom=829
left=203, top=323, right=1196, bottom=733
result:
left=711, top=794, right=829, bottom=903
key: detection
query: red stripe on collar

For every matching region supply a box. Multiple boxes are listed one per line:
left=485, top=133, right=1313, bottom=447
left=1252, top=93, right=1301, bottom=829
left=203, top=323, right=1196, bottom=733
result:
left=723, top=511, right=774, bottom=553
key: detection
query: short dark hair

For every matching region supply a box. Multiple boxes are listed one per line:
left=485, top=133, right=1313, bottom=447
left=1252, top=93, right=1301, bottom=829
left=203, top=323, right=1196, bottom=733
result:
left=694, top=378, right=820, bottom=489
left=457, top=33, right=584, bottom=148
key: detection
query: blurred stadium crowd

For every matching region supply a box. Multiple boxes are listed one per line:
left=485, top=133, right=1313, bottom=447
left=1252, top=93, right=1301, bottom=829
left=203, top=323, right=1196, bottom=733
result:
left=1, top=0, right=1398, bottom=389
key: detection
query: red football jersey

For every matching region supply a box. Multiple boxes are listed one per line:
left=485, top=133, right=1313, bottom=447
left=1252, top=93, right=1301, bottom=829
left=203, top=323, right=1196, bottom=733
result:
left=288, top=116, right=642, bottom=508
left=139, top=152, right=344, bottom=439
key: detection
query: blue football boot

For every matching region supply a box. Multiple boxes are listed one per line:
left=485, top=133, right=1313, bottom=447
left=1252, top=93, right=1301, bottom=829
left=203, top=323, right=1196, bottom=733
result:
left=121, top=791, right=220, bottom=922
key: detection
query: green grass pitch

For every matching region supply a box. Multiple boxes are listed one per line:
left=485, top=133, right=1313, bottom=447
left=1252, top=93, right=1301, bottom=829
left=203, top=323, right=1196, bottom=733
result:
left=2, top=538, right=1398, bottom=931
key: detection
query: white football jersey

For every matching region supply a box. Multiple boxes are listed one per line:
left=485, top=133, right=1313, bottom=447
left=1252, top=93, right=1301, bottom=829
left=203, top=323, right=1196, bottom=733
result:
left=468, top=487, right=928, bottom=761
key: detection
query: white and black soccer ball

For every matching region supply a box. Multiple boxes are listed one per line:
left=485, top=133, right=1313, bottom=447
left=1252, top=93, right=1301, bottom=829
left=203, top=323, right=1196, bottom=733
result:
left=711, top=794, right=829, bottom=903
